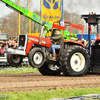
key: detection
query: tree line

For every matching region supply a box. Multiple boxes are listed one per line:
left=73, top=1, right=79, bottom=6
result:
left=0, top=0, right=89, bottom=38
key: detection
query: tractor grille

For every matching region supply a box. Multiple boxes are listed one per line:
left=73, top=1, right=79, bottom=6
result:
left=19, top=35, right=26, bottom=46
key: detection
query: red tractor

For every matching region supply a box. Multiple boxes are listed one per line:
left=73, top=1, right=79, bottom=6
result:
left=6, top=21, right=90, bottom=76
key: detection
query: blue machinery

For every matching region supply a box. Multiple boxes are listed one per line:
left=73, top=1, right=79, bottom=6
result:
left=81, top=12, right=100, bottom=55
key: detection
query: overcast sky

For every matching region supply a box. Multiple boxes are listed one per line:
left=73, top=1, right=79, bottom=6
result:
left=0, top=0, right=100, bottom=18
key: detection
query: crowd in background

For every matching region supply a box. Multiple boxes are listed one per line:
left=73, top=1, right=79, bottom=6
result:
left=0, top=37, right=18, bottom=57
left=0, top=36, right=97, bottom=57
left=0, top=33, right=100, bottom=68
left=0, top=33, right=100, bottom=57
left=75, top=37, right=94, bottom=46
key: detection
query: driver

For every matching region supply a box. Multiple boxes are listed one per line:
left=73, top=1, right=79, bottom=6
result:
left=50, top=29, right=64, bottom=60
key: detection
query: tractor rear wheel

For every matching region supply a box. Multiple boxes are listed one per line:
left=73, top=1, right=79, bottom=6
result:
left=29, top=48, right=45, bottom=68
left=38, top=63, right=61, bottom=75
left=59, top=46, right=90, bottom=76
left=7, top=53, right=23, bottom=67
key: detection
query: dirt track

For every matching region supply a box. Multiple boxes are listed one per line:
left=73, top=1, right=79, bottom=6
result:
left=0, top=72, right=100, bottom=92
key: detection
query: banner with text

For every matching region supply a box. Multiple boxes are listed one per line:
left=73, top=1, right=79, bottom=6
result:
left=41, top=0, right=61, bottom=21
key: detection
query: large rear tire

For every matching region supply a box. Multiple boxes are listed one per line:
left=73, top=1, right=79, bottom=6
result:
left=38, top=63, right=61, bottom=75
left=29, top=48, right=45, bottom=68
left=59, top=46, right=90, bottom=76
left=7, top=53, right=23, bottom=67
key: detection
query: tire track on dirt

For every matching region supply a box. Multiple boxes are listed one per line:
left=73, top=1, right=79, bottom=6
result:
left=0, top=72, right=100, bottom=92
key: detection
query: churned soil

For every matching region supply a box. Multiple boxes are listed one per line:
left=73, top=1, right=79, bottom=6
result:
left=0, top=72, right=100, bottom=92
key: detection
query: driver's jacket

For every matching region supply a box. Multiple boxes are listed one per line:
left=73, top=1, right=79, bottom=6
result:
left=51, top=34, right=64, bottom=45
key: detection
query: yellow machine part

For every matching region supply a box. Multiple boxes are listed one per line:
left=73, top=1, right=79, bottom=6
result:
left=46, top=31, right=51, bottom=37
left=26, top=33, right=40, bottom=36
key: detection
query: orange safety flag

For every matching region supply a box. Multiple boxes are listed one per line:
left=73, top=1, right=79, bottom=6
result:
left=41, top=0, right=61, bottom=21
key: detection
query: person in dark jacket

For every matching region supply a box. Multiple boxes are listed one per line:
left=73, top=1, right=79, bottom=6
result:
left=50, top=29, right=64, bottom=60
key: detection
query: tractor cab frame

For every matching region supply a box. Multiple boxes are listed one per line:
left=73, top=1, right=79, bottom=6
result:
left=51, top=21, right=85, bottom=47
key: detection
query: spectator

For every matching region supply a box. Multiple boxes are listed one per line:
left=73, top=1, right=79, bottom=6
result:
left=90, top=39, right=94, bottom=45
left=75, top=37, right=79, bottom=41
left=85, top=40, right=89, bottom=46
left=85, top=40, right=89, bottom=52
left=0, top=36, right=18, bottom=57
left=77, top=38, right=81, bottom=42
left=92, top=33, right=100, bottom=45
left=82, top=38, right=85, bottom=44
left=8, top=40, right=14, bottom=48
left=96, top=33, right=100, bottom=40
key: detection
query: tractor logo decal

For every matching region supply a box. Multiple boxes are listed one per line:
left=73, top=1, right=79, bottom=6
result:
left=43, top=0, right=60, bottom=9
left=41, top=0, right=61, bottom=21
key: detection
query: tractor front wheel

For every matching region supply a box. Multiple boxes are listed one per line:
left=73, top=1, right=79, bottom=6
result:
left=29, top=48, right=45, bottom=68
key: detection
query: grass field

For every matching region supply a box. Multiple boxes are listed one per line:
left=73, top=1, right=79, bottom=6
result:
left=0, top=67, right=38, bottom=74
left=0, top=67, right=100, bottom=100
left=0, top=87, right=100, bottom=100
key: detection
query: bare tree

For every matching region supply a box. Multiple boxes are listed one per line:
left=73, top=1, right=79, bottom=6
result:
left=0, top=0, right=89, bottom=38
left=64, top=10, right=87, bottom=34
left=0, top=12, right=18, bottom=37
left=31, top=9, right=41, bottom=33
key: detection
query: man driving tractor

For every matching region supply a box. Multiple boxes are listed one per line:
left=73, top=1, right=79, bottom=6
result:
left=50, top=29, right=64, bottom=60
